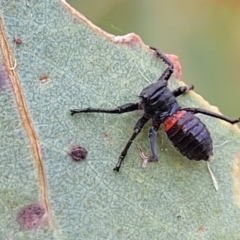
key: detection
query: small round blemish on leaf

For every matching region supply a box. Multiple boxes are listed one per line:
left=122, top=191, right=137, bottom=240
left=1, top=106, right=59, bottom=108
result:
left=39, top=75, right=48, bottom=83
left=17, top=203, right=45, bottom=230
left=103, top=132, right=108, bottom=138
left=69, top=145, right=88, bottom=161
left=14, top=38, right=23, bottom=44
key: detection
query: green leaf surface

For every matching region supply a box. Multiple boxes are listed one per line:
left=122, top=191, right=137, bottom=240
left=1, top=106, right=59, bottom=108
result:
left=1, top=1, right=240, bottom=239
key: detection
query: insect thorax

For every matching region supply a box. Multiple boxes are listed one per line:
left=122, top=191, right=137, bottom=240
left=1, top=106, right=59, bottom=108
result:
left=139, top=81, right=180, bottom=123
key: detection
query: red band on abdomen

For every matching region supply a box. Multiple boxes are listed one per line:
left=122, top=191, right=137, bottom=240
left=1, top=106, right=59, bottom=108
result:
left=163, top=110, right=187, bottom=132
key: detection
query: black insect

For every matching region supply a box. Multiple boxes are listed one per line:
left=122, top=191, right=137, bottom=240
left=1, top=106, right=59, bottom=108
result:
left=70, top=47, right=240, bottom=172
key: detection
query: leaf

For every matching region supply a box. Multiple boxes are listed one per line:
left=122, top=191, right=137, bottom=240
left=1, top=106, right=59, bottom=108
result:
left=1, top=0, right=240, bottom=239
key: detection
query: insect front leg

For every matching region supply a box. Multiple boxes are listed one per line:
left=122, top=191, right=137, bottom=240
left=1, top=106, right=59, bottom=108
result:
left=172, top=85, right=194, bottom=97
left=149, top=47, right=174, bottom=82
left=114, top=116, right=149, bottom=172
left=70, top=103, right=139, bottom=115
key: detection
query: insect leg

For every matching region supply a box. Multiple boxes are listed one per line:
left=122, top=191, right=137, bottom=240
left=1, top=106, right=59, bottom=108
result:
left=172, top=85, right=194, bottom=97
left=148, top=126, right=160, bottom=162
left=183, top=107, right=240, bottom=124
left=149, top=47, right=174, bottom=82
left=70, top=103, right=139, bottom=115
left=114, top=116, right=149, bottom=172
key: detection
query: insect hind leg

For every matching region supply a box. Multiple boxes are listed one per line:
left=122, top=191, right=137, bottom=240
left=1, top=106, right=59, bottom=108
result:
left=148, top=126, right=159, bottom=162
left=183, top=107, right=240, bottom=124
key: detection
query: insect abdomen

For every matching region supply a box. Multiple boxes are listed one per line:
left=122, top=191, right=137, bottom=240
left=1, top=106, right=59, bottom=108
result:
left=164, top=110, right=213, bottom=160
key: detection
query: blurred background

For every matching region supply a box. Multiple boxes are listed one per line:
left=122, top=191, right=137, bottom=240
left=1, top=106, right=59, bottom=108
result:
left=67, top=0, right=240, bottom=118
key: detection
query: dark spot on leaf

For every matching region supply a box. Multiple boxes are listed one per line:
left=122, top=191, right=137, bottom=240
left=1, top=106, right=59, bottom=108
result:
left=14, top=38, right=23, bottom=44
left=17, top=203, right=45, bottom=230
left=103, top=132, right=108, bottom=138
left=69, top=145, right=88, bottom=161
left=39, top=75, right=48, bottom=83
